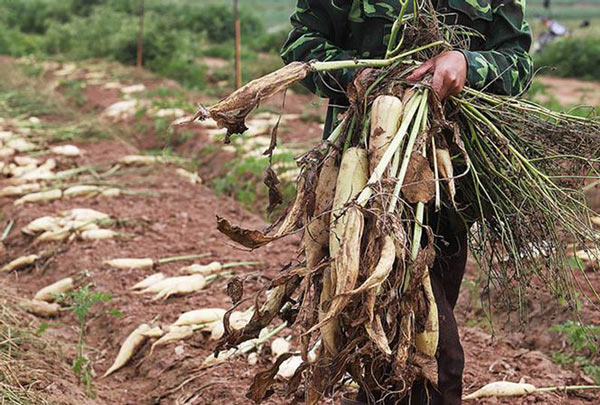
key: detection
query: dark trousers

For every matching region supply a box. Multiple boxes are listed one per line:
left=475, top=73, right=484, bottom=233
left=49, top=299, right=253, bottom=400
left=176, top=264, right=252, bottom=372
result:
left=407, top=221, right=468, bottom=405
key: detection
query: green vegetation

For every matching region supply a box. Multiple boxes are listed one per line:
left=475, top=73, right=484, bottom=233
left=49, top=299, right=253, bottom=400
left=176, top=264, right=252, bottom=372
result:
left=57, top=285, right=122, bottom=398
left=535, top=37, right=600, bottom=81
left=549, top=321, right=600, bottom=383
left=0, top=0, right=289, bottom=89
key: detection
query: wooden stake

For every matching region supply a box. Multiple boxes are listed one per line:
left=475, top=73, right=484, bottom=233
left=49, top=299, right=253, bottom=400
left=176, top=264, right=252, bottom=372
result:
left=136, top=0, right=145, bottom=69
left=233, top=0, right=242, bottom=89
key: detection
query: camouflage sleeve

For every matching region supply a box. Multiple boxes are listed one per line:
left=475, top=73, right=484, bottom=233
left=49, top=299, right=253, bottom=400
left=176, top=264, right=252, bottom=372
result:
left=458, top=0, right=533, bottom=95
left=280, top=0, right=357, bottom=100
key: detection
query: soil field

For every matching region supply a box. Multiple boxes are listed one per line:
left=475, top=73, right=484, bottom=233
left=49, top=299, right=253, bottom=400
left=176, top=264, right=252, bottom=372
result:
left=0, top=57, right=598, bottom=404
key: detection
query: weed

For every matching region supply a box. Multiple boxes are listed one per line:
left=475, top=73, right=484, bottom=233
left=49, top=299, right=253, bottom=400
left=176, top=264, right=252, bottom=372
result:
left=549, top=321, right=600, bottom=383
left=57, top=285, right=122, bottom=398
left=59, top=79, right=87, bottom=107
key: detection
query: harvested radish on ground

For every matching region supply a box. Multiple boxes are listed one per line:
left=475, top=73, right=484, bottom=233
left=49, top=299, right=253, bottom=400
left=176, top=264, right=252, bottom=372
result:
left=1, top=254, right=39, bottom=272
left=151, top=325, right=193, bottom=353
left=463, top=381, right=537, bottom=399
left=103, top=324, right=151, bottom=377
left=22, top=216, right=61, bottom=235
left=120, top=155, right=161, bottom=165
left=181, top=261, right=259, bottom=275
left=130, top=273, right=165, bottom=290
left=14, top=189, right=62, bottom=205
left=277, top=356, right=303, bottom=380
left=20, top=299, right=60, bottom=317
left=105, top=258, right=154, bottom=270
left=51, top=144, right=83, bottom=156
left=100, top=188, right=121, bottom=198
left=34, top=277, right=74, bottom=302
left=151, top=274, right=215, bottom=301
left=592, top=216, right=600, bottom=227
left=62, top=208, right=109, bottom=222
left=173, top=308, right=226, bottom=326
left=210, top=321, right=225, bottom=340
left=247, top=352, right=259, bottom=366
left=63, top=185, right=101, bottom=198
left=175, top=168, right=201, bottom=184
left=14, top=156, right=40, bottom=166
left=270, top=337, right=291, bottom=360
left=35, top=228, right=74, bottom=243
left=201, top=348, right=237, bottom=369
left=80, top=229, right=119, bottom=241
left=0, top=183, right=41, bottom=197
left=104, top=253, right=209, bottom=270
left=141, top=326, right=164, bottom=338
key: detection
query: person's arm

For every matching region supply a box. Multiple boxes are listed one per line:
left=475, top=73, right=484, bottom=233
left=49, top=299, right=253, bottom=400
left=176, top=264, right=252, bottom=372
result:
left=458, top=0, right=533, bottom=95
left=409, top=0, right=533, bottom=98
left=280, top=0, right=356, bottom=100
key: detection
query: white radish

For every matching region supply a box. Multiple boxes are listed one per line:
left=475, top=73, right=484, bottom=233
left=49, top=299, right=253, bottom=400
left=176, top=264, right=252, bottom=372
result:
left=138, top=276, right=191, bottom=294
left=51, top=144, right=83, bottom=156
left=14, top=156, right=40, bottom=166
left=174, top=308, right=226, bottom=326
left=151, top=274, right=207, bottom=300
left=1, top=254, right=39, bottom=272
left=62, top=208, right=109, bottom=222
left=20, top=299, right=60, bottom=317
left=141, top=326, right=164, bottom=338
left=34, top=277, right=74, bottom=302
left=14, top=189, right=62, bottom=205
left=120, top=155, right=161, bottom=165
left=22, top=216, right=61, bottom=235
left=35, top=228, right=72, bottom=243
left=463, top=381, right=537, bottom=400
left=130, top=273, right=165, bottom=290
left=0, top=147, right=15, bottom=157
left=100, top=188, right=121, bottom=198
left=103, top=324, right=151, bottom=377
left=175, top=168, right=201, bottom=184
left=63, top=185, right=101, bottom=198
left=210, top=321, right=225, bottom=340
left=276, top=356, right=303, bottom=380
left=151, top=325, right=193, bottom=353
left=574, top=248, right=599, bottom=264
left=80, top=229, right=118, bottom=241
left=181, top=261, right=222, bottom=275
left=247, top=352, right=259, bottom=366
left=270, top=337, right=291, bottom=360
left=201, top=348, right=237, bottom=368
left=6, top=138, right=36, bottom=152
left=104, top=258, right=154, bottom=270
left=0, top=183, right=41, bottom=197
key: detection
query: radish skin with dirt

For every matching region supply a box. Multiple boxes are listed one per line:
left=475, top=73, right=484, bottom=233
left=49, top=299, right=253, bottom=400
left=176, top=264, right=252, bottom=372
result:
left=34, top=277, right=74, bottom=302
left=174, top=308, right=226, bottom=326
left=103, top=324, right=151, bottom=377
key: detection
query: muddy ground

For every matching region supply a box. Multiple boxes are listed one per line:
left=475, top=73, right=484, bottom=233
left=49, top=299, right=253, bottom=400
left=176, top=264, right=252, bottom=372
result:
left=0, top=57, right=598, bottom=404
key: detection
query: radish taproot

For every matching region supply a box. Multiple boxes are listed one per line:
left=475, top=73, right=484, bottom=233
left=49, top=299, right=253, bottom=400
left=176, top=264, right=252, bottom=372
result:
left=20, top=299, right=60, bottom=317
left=130, top=273, right=165, bottom=290
left=103, top=324, right=151, bottom=377
left=1, top=254, right=39, bottom=272
left=34, top=277, right=74, bottom=302
left=174, top=308, right=226, bottom=326
left=14, top=189, right=62, bottom=205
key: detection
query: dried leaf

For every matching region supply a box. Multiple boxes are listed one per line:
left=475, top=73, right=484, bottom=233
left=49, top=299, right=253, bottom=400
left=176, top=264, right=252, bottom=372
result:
left=264, top=168, right=283, bottom=215
left=227, top=277, right=244, bottom=305
left=216, top=216, right=276, bottom=249
left=402, top=153, right=435, bottom=204
left=246, top=353, right=293, bottom=403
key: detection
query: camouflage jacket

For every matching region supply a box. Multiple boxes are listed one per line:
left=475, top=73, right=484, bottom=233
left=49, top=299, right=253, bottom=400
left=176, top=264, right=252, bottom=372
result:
left=281, top=0, right=533, bottom=134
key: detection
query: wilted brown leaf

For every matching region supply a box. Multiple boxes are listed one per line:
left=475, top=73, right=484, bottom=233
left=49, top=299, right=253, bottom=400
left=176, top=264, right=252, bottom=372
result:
left=402, top=153, right=435, bottom=204
left=216, top=216, right=276, bottom=249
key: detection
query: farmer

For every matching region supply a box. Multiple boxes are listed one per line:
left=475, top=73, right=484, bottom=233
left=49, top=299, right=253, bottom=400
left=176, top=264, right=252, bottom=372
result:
left=281, top=1, right=532, bottom=404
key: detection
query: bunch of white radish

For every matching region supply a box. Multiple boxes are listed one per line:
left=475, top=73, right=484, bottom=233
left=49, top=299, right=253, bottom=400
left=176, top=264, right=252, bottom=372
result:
left=21, top=208, right=117, bottom=243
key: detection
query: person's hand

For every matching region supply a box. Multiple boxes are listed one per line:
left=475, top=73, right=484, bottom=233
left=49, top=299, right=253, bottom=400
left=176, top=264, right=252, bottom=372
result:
left=407, top=51, right=468, bottom=100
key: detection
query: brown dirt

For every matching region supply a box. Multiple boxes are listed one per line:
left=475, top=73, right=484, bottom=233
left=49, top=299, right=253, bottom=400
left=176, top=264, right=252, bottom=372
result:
left=536, top=76, right=600, bottom=107
left=0, top=57, right=598, bottom=404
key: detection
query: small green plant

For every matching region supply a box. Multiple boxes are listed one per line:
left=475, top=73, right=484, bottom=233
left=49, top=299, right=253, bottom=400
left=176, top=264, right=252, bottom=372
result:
left=549, top=321, right=600, bottom=383
left=58, top=285, right=122, bottom=398
left=59, top=79, right=87, bottom=107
